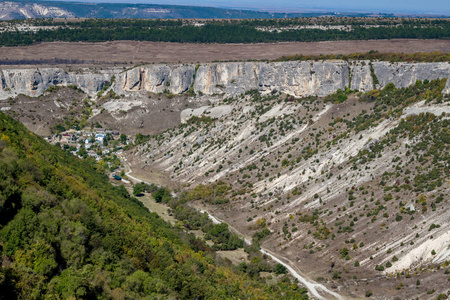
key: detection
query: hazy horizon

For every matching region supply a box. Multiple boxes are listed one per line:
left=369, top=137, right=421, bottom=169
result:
left=41, top=0, right=450, bottom=15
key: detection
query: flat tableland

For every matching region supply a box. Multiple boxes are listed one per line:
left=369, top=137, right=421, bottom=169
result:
left=1, top=39, right=449, bottom=66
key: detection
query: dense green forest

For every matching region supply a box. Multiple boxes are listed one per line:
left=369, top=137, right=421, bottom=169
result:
left=28, top=17, right=450, bottom=28
left=0, top=113, right=308, bottom=299
left=0, top=18, right=449, bottom=46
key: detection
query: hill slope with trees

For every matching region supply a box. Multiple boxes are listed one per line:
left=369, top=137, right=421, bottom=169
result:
left=0, top=112, right=308, bottom=299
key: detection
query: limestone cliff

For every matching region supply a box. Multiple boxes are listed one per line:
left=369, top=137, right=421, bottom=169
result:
left=0, top=61, right=448, bottom=100
left=113, top=64, right=195, bottom=95
left=349, top=61, right=374, bottom=92
left=113, top=61, right=448, bottom=97
left=193, top=61, right=350, bottom=97
left=372, top=61, right=450, bottom=92
left=0, top=68, right=114, bottom=99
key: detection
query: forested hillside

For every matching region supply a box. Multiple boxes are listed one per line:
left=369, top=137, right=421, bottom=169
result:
left=0, top=112, right=308, bottom=299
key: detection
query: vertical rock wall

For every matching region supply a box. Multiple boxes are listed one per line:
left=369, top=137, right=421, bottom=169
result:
left=0, top=61, right=448, bottom=100
left=349, top=61, right=374, bottom=92
left=0, top=68, right=113, bottom=99
left=373, top=62, right=450, bottom=89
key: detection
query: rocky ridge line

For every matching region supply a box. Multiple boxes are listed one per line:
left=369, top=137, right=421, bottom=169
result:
left=0, top=61, right=448, bottom=100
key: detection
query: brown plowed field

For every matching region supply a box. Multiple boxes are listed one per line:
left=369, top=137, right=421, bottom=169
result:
left=1, top=39, right=449, bottom=66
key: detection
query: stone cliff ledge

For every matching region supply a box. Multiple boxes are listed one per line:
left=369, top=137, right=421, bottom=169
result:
left=1, top=61, right=448, bottom=100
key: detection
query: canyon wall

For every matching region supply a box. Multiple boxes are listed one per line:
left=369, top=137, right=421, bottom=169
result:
left=0, top=68, right=113, bottom=99
left=0, top=61, right=448, bottom=100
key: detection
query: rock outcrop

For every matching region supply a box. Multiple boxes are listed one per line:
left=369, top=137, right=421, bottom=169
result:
left=193, top=61, right=350, bottom=97
left=372, top=61, right=450, bottom=93
left=1, top=61, right=448, bottom=100
left=349, top=61, right=374, bottom=92
left=113, top=64, right=195, bottom=95
left=0, top=2, right=74, bottom=20
left=0, top=68, right=114, bottom=99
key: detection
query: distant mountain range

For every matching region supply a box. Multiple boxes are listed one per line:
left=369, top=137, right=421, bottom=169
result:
left=0, top=0, right=396, bottom=20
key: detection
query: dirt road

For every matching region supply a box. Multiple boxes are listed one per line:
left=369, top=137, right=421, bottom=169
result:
left=124, top=160, right=344, bottom=300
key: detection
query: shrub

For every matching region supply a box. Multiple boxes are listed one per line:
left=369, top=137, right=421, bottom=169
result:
left=375, top=265, right=385, bottom=271
left=274, top=264, right=287, bottom=275
left=332, top=271, right=341, bottom=279
left=340, top=247, right=349, bottom=258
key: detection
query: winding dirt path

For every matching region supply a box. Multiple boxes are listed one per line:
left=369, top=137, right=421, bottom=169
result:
left=124, top=161, right=344, bottom=299
left=198, top=208, right=344, bottom=300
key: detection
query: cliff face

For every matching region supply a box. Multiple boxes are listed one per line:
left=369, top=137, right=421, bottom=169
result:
left=113, top=64, right=195, bottom=95
left=0, top=2, right=74, bottom=20
left=193, top=61, right=350, bottom=97
left=0, top=68, right=114, bottom=99
left=112, top=61, right=449, bottom=97
left=349, top=61, right=374, bottom=92
left=373, top=62, right=450, bottom=91
left=1, top=61, right=448, bottom=100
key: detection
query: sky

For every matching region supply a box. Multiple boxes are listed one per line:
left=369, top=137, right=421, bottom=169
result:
left=48, top=0, right=450, bottom=14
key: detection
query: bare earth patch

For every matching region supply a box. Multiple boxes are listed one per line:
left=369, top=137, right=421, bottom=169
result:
left=0, top=39, right=448, bottom=66
left=216, top=248, right=249, bottom=265
left=134, top=193, right=176, bottom=225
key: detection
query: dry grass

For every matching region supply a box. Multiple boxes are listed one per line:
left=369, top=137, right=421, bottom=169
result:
left=0, top=39, right=448, bottom=66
